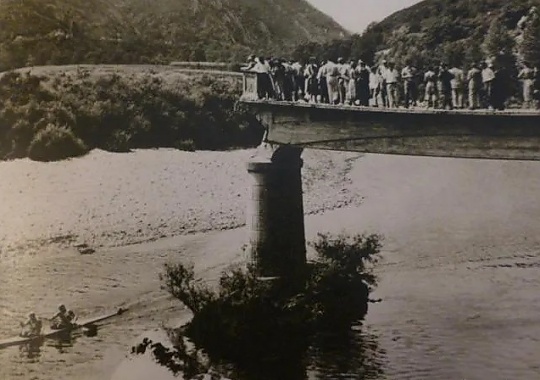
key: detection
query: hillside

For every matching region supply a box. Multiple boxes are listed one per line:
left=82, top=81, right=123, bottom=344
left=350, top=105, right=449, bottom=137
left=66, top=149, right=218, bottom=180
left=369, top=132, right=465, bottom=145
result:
left=374, top=0, right=539, bottom=64
left=293, top=0, right=540, bottom=69
left=0, top=0, right=347, bottom=71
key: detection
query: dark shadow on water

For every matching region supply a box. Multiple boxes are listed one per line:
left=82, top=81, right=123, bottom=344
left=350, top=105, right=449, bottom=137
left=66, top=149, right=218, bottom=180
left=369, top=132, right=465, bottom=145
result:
left=216, top=323, right=385, bottom=380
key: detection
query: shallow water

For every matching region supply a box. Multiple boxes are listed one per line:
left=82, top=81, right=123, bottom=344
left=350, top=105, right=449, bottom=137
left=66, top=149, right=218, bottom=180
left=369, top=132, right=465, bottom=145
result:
left=1, top=153, right=540, bottom=379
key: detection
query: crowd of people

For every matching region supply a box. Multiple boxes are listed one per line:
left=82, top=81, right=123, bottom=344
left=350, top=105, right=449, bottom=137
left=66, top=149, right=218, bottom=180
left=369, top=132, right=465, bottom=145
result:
left=242, top=55, right=540, bottom=111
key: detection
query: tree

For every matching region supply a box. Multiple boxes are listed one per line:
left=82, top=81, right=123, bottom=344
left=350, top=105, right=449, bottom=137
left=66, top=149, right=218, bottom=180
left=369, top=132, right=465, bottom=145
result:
left=521, top=10, right=540, bottom=67
left=483, top=18, right=515, bottom=60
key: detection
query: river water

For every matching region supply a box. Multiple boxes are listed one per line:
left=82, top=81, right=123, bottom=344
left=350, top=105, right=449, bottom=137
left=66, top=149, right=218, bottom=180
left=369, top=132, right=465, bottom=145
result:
left=1, top=153, right=539, bottom=379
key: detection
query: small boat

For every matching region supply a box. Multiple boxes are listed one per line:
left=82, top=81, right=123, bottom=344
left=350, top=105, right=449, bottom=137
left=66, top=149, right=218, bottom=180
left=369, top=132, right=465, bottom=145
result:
left=0, top=307, right=127, bottom=350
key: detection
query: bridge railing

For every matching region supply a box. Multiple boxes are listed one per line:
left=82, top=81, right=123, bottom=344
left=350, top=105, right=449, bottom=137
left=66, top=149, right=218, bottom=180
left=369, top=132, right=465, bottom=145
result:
left=240, top=71, right=259, bottom=101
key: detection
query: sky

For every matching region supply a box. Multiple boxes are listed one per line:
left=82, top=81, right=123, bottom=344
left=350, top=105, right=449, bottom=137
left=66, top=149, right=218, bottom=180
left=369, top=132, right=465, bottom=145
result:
left=307, top=0, right=423, bottom=34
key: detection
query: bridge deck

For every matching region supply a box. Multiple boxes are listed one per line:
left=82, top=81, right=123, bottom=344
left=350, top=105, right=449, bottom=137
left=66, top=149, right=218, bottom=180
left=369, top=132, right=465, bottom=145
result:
left=240, top=98, right=540, bottom=117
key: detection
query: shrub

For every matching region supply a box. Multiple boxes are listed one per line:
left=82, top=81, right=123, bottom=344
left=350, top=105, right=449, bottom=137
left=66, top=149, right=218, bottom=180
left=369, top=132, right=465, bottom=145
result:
left=27, top=123, right=88, bottom=161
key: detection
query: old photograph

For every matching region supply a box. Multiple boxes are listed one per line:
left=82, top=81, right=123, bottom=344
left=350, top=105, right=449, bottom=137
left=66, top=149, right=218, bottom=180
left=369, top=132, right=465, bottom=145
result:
left=1, top=0, right=539, bottom=379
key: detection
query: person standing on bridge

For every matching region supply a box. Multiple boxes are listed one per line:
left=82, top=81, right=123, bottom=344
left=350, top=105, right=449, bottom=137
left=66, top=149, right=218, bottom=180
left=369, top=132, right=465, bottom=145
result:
left=337, top=57, right=349, bottom=104
left=324, top=57, right=340, bottom=105
left=383, top=61, right=400, bottom=108
left=424, top=66, right=437, bottom=108
left=346, top=59, right=358, bottom=105
left=356, top=60, right=371, bottom=106
left=317, top=59, right=330, bottom=103
left=467, top=62, right=482, bottom=109
left=270, top=59, right=286, bottom=101
left=518, top=62, right=535, bottom=109
left=438, top=63, right=454, bottom=110
left=291, top=59, right=304, bottom=102
left=481, top=61, right=496, bottom=109
left=401, top=60, right=417, bottom=108
left=377, top=60, right=389, bottom=107
left=252, top=57, right=272, bottom=100
left=369, top=65, right=381, bottom=106
left=449, top=63, right=465, bottom=109
left=304, top=57, right=319, bottom=103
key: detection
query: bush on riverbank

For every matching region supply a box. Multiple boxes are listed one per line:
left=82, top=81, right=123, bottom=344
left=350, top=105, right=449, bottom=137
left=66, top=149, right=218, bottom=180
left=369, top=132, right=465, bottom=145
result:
left=0, top=69, right=263, bottom=161
left=154, top=232, right=382, bottom=377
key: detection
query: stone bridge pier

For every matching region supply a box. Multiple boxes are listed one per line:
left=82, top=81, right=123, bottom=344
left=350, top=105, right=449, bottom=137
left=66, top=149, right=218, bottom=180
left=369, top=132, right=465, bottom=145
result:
left=246, top=144, right=306, bottom=278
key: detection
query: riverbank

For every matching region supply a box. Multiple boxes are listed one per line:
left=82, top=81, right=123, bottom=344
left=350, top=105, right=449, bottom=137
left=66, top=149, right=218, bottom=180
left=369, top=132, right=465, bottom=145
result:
left=0, top=148, right=361, bottom=261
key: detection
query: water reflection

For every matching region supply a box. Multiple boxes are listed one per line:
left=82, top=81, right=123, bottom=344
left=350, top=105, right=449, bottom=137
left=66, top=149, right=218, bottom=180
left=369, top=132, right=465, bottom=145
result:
left=14, top=325, right=102, bottom=360
left=18, top=338, right=44, bottom=361
left=46, top=329, right=77, bottom=354
left=307, top=325, right=385, bottom=379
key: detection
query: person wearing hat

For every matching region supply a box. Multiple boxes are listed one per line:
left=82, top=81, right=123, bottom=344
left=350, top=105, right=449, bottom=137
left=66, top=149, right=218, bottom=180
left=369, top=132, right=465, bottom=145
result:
left=20, top=312, right=42, bottom=337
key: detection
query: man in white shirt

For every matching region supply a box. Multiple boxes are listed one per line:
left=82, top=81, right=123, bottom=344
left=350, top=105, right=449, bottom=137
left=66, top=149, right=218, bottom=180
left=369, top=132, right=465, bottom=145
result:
left=518, top=62, right=535, bottom=109
left=482, top=61, right=495, bottom=109
left=377, top=60, right=389, bottom=107
left=384, top=61, right=400, bottom=107
left=323, top=58, right=340, bottom=105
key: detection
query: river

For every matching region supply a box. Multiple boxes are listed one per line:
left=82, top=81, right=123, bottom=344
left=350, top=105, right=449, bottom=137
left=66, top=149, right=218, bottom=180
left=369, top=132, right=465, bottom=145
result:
left=0, top=151, right=539, bottom=379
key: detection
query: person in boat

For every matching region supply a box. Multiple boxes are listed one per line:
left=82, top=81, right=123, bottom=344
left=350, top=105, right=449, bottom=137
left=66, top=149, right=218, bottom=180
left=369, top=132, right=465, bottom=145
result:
left=20, top=312, right=42, bottom=337
left=50, top=304, right=76, bottom=330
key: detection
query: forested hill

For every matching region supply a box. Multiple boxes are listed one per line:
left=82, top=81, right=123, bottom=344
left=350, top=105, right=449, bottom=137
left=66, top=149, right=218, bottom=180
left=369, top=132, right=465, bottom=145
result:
left=293, top=0, right=540, bottom=69
left=0, top=0, right=347, bottom=71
